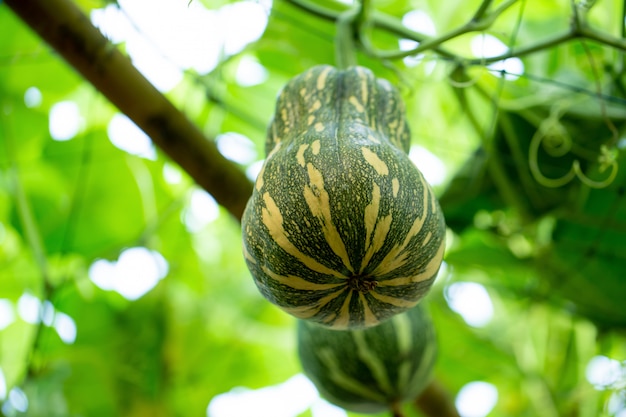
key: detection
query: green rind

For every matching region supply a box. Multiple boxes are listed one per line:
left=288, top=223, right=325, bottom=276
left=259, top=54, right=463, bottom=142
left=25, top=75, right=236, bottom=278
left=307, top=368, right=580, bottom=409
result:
left=242, top=65, right=446, bottom=329
left=266, top=65, right=411, bottom=155
left=297, top=304, right=437, bottom=414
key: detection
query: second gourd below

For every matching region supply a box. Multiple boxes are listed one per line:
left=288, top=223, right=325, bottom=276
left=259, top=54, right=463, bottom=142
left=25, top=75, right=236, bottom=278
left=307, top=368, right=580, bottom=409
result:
left=242, top=65, right=446, bottom=329
left=297, top=304, right=437, bottom=414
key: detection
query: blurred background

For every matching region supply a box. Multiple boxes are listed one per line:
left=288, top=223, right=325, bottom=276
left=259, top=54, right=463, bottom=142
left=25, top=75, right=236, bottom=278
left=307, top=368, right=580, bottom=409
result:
left=0, top=0, right=625, bottom=416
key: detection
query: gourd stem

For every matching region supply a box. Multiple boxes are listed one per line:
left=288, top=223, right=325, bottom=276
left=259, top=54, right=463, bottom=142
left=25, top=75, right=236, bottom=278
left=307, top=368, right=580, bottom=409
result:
left=335, top=3, right=360, bottom=68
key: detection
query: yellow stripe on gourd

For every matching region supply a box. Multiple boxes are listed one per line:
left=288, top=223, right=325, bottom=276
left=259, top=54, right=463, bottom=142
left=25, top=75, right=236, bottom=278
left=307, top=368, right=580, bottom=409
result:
left=361, top=147, right=389, bottom=176
left=317, top=348, right=387, bottom=403
left=352, top=329, right=394, bottom=395
left=407, top=335, right=437, bottom=389
left=283, top=287, right=347, bottom=319
left=314, top=122, right=325, bottom=132
left=396, top=314, right=418, bottom=390
left=369, top=292, right=418, bottom=308
left=311, top=140, right=321, bottom=155
left=392, top=178, right=400, bottom=198
left=393, top=312, right=413, bottom=355
left=255, top=163, right=266, bottom=191
left=281, top=108, right=289, bottom=125
left=376, top=241, right=445, bottom=287
left=310, top=100, right=322, bottom=112
left=363, top=183, right=381, bottom=251
left=359, top=292, right=378, bottom=325
left=331, top=291, right=354, bottom=329
left=303, top=163, right=354, bottom=273
left=261, top=192, right=344, bottom=277
left=397, top=361, right=413, bottom=392
left=261, top=265, right=343, bottom=291
left=361, top=215, right=393, bottom=274
left=372, top=185, right=430, bottom=276
left=396, top=115, right=406, bottom=139
left=349, top=96, right=365, bottom=114
left=242, top=244, right=256, bottom=264
left=317, top=67, right=332, bottom=90
left=421, top=231, right=432, bottom=247
left=296, top=144, right=309, bottom=167
left=430, top=185, right=439, bottom=213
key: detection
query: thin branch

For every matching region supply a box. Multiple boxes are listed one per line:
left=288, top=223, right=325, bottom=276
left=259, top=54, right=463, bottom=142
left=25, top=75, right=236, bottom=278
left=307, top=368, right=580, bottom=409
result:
left=369, top=11, right=458, bottom=59
left=472, top=0, right=495, bottom=22
left=284, top=0, right=458, bottom=59
left=283, top=0, right=339, bottom=20
left=466, top=23, right=626, bottom=66
left=579, top=25, right=626, bottom=51
left=466, top=31, right=579, bottom=64
left=357, top=0, right=519, bottom=60
left=508, top=0, right=528, bottom=50
left=5, top=0, right=253, bottom=222
left=285, top=0, right=626, bottom=67
left=479, top=0, right=520, bottom=29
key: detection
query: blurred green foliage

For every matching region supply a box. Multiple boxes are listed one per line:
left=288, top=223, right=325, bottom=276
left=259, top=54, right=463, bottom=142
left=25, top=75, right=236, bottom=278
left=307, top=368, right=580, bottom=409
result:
left=1, top=0, right=626, bottom=416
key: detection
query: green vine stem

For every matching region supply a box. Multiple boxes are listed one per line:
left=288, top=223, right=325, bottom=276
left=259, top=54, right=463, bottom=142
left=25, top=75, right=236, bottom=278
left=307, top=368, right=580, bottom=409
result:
left=286, top=0, right=459, bottom=59
left=472, top=0, right=495, bottom=22
left=285, top=0, right=626, bottom=64
left=335, top=3, right=360, bottom=68
left=363, top=0, right=520, bottom=60
left=471, top=25, right=626, bottom=66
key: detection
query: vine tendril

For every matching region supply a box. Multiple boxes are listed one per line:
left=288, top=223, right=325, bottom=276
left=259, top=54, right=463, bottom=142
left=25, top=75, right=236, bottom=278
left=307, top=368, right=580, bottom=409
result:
left=529, top=105, right=619, bottom=189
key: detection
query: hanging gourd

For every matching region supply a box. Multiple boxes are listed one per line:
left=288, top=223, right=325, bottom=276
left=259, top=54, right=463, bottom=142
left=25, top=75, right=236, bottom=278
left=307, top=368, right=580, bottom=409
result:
left=242, top=65, right=445, bottom=329
left=297, top=304, right=437, bottom=414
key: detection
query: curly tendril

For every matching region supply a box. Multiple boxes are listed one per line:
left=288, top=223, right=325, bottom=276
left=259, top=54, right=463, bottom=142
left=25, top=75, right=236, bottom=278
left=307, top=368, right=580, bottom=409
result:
left=528, top=107, right=619, bottom=189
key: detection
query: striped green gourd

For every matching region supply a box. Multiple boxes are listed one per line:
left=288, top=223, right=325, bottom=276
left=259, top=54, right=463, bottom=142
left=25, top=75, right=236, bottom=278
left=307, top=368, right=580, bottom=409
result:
left=242, top=65, right=446, bottom=329
left=297, top=304, right=437, bottom=414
